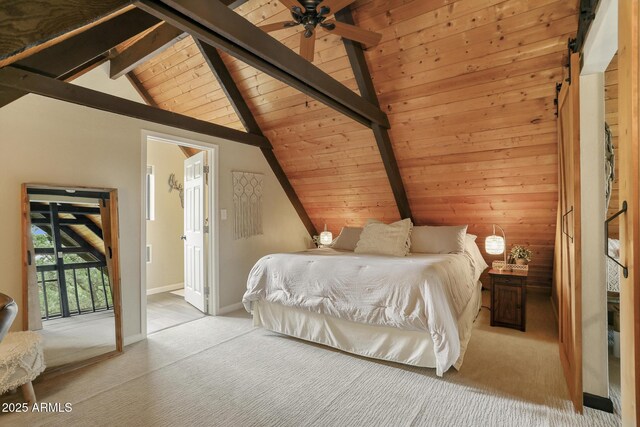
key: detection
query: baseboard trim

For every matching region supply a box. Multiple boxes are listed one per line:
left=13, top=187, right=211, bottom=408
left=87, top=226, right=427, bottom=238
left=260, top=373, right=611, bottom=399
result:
left=146, top=283, right=183, bottom=295
left=124, top=333, right=145, bottom=346
left=583, top=392, right=614, bottom=413
left=218, top=302, right=243, bottom=315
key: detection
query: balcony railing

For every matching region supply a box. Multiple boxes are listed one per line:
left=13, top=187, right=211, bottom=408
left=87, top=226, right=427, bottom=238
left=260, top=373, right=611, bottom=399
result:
left=38, top=265, right=112, bottom=320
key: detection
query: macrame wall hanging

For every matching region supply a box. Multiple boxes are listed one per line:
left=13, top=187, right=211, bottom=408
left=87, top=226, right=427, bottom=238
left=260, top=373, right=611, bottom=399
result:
left=233, top=171, right=264, bottom=239
left=605, top=122, right=615, bottom=212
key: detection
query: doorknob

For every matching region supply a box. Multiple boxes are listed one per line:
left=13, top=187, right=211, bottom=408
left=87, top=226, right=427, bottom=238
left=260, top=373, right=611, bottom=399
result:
left=180, top=235, right=187, bottom=240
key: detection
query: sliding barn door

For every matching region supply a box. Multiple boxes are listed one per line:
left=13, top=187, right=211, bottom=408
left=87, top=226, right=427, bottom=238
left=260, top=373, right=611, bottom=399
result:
left=618, top=0, right=640, bottom=422
left=555, top=52, right=582, bottom=413
left=184, top=151, right=206, bottom=313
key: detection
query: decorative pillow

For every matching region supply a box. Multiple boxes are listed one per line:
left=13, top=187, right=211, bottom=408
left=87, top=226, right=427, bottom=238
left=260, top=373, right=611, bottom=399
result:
left=410, top=225, right=468, bottom=254
left=331, top=227, right=363, bottom=251
left=354, top=218, right=413, bottom=257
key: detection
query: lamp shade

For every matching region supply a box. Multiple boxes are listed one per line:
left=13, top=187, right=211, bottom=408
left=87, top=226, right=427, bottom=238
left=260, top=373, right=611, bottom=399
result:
left=319, top=231, right=333, bottom=245
left=485, top=235, right=505, bottom=255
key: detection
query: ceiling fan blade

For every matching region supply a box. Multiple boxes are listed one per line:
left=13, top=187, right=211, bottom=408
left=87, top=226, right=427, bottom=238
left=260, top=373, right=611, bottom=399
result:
left=278, top=0, right=302, bottom=10
left=259, top=21, right=297, bottom=33
left=322, top=21, right=382, bottom=47
left=299, top=31, right=316, bottom=62
left=317, top=0, right=357, bottom=14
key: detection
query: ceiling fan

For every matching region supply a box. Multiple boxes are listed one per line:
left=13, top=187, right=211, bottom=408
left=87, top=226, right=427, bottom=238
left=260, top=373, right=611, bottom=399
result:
left=259, top=0, right=382, bottom=62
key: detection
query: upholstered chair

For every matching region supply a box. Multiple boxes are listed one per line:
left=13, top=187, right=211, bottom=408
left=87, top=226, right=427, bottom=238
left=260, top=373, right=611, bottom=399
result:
left=0, top=293, right=45, bottom=404
left=0, top=293, right=18, bottom=343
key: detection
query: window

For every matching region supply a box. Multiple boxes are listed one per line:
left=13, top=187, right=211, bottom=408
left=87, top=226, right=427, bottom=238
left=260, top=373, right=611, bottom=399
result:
left=146, top=165, right=155, bottom=220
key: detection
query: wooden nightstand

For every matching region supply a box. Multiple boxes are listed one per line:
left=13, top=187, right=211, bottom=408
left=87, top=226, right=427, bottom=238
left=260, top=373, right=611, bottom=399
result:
left=489, top=268, right=527, bottom=331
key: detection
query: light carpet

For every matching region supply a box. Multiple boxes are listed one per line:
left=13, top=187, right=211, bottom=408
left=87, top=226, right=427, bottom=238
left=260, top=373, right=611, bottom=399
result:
left=0, top=292, right=620, bottom=426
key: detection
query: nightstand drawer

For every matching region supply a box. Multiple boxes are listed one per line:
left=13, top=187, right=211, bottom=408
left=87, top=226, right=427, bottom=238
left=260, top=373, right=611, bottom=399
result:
left=492, top=274, right=526, bottom=286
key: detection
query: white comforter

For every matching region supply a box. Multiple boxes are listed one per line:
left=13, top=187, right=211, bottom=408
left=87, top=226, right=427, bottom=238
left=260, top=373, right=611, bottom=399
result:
left=243, top=249, right=478, bottom=374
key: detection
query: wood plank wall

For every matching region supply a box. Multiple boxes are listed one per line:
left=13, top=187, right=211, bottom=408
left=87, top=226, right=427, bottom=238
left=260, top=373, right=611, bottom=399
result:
left=605, top=54, right=619, bottom=239
left=130, top=0, right=579, bottom=289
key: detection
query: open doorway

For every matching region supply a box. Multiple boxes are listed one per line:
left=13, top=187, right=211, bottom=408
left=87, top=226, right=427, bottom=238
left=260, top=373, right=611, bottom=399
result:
left=142, top=132, right=218, bottom=335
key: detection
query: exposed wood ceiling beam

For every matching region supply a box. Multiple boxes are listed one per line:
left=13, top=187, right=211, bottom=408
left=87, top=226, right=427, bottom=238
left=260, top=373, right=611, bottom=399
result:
left=220, top=0, right=250, bottom=7
left=195, top=39, right=317, bottom=236
left=0, top=8, right=161, bottom=109
left=108, top=0, right=255, bottom=80
left=0, top=1, right=131, bottom=67
left=109, top=22, right=188, bottom=79
left=134, top=0, right=389, bottom=129
left=335, top=8, right=412, bottom=221
left=0, top=67, right=270, bottom=148
left=575, top=0, right=600, bottom=54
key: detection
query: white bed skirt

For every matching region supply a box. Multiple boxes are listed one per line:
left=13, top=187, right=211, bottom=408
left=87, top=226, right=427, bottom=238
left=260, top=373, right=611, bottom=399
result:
left=252, top=281, right=482, bottom=374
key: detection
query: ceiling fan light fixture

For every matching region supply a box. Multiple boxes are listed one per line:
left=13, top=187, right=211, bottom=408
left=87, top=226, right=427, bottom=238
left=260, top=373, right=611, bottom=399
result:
left=291, top=6, right=304, bottom=20
left=318, top=6, right=330, bottom=16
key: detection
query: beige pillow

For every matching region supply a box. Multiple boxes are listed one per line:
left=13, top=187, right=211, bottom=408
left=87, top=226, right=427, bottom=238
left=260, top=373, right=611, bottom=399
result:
left=331, top=227, right=363, bottom=251
left=411, top=225, right=468, bottom=254
left=354, top=218, right=413, bottom=257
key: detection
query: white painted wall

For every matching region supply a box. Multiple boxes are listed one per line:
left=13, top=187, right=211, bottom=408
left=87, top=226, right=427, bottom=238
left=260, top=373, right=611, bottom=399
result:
left=578, top=0, right=619, bottom=400
left=0, top=64, right=310, bottom=340
left=579, top=72, right=609, bottom=398
left=145, top=141, right=185, bottom=292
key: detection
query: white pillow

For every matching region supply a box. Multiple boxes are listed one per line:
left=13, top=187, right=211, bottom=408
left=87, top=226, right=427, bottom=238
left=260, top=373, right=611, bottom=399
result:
left=411, top=225, right=468, bottom=254
left=465, top=234, right=488, bottom=282
left=331, top=227, right=363, bottom=251
left=354, top=218, right=413, bottom=257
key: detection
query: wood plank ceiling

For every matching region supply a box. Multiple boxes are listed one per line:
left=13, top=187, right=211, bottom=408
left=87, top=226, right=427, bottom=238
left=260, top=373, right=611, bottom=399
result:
left=128, top=0, right=579, bottom=289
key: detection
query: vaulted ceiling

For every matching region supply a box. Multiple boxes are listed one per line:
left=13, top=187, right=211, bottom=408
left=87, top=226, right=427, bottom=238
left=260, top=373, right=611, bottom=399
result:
left=124, top=0, right=578, bottom=288
left=0, top=0, right=580, bottom=289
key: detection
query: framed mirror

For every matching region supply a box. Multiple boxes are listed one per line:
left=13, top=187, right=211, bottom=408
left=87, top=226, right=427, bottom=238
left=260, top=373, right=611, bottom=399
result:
left=21, top=184, right=122, bottom=369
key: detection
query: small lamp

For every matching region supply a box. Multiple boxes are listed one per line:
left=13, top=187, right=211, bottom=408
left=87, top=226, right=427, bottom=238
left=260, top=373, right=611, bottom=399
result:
left=485, top=224, right=507, bottom=271
left=319, top=224, right=333, bottom=246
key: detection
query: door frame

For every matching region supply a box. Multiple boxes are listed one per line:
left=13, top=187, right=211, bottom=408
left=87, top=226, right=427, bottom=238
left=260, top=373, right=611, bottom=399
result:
left=21, top=183, right=124, bottom=356
left=618, top=1, right=640, bottom=422
left=140, top=130, right=219, bottom=337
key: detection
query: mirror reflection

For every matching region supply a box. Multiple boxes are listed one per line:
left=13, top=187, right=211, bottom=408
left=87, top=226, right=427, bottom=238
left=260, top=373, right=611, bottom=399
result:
left=26, top=187, right=117, bottom=368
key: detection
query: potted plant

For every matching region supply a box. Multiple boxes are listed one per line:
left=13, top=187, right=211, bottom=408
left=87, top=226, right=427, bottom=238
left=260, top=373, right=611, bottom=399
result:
left=510, top=245, right=532, bottom=265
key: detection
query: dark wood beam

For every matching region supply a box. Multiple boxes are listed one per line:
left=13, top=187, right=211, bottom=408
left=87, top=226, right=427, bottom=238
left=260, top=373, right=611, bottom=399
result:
left=221, top=0, right=250, bottom=8
left=0, top=8, right=161, bottom=108
left=0, top=67, right=271, bottom=148
left=60, top=225, right=107, bottom=263
left=30, top=203, right=101, bottom=215
left=110, top=22, right=188, bottom=79
left=335, top=8, right=412, bottom=221
left=0, top=1, right=130, bottom=66
left=134, top=0, right=389, bottom=129
left=575, top=0, right=600, bottom=54
left=48, top=203, right=71, bottom=317
left=195, top=40, right=317, bottom=236
left=33, top=216, right=104, bottom=239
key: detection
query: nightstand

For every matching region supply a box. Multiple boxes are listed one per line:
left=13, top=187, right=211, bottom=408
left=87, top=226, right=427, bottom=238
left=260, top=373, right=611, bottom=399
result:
left=489, top=268, right=527, bottom=331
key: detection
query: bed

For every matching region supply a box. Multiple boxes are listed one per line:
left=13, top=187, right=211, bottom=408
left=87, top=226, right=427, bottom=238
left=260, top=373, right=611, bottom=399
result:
left=242, top=242, right=486, bottom=376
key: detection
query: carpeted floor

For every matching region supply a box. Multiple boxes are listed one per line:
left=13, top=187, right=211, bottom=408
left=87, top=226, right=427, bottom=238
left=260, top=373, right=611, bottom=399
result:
left=40, top=310, right=116, bottom=368
left=0, top=291, right=620, bottom=426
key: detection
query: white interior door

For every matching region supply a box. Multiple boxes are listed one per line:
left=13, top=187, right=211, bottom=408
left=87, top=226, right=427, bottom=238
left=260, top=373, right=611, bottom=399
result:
left=184, top=151, right=206, bottom=312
